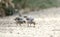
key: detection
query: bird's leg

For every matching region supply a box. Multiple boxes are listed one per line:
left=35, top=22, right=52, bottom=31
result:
left=33, top=22, right=36, bottom=27
left=15, top=22, right=19, bottom=26
left=17, top=23, right=19, bottom=26
left=29, top=23, right=32, bottom=27
left=27, top=23, right=30, bottom=27
left=27, top=23, right=31, bottom=27
left=33, top=25, right=35, bottom=27
left=19, top=23, right=21, bottom=26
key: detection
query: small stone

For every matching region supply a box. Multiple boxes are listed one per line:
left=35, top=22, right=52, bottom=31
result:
left=10, top=31, right=12, bottom=33
left=17, top=32, right=19, bottom=34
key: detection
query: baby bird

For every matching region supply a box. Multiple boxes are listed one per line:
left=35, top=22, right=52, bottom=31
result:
left=24, top=16, right=36, bottom=27
left=14, top=17, right=26, bottom=26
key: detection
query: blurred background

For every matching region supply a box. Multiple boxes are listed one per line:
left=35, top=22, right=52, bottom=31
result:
left=0, top=0, right=60, bottom=17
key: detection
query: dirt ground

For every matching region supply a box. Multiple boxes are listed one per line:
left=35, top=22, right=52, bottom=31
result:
left=0, top=7, right=60, bottom=37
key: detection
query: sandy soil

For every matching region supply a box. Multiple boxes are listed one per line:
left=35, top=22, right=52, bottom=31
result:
left=0, top=7, right=60, bottom=37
